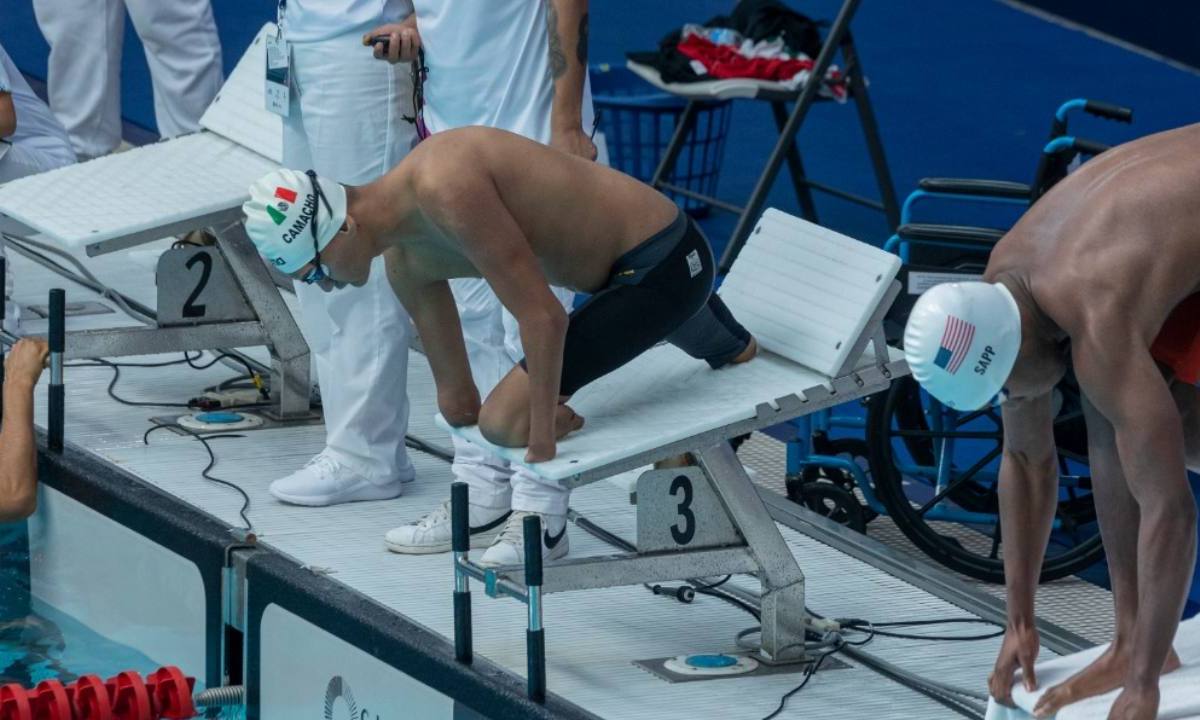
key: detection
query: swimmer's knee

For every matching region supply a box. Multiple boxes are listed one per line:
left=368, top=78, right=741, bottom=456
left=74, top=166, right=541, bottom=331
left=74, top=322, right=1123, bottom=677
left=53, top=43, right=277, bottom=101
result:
left=478, top=400, right=529, bottom=449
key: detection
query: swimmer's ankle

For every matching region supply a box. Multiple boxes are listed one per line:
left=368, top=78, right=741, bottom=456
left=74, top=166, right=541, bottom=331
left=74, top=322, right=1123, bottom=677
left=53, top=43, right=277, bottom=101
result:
left=731, top=336, right=758, bottom=364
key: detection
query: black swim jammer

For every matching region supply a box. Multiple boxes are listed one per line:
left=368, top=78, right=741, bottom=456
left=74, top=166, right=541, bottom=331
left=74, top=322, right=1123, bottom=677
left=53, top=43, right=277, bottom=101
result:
left=523, top=209, right=752, bottom=396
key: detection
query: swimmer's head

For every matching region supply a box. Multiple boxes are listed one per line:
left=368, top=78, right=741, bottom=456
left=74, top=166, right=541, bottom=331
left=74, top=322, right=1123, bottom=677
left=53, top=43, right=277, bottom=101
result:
left=903, top=281, right=1022, bottom=410
left=244, top=168, right=362, bottom=289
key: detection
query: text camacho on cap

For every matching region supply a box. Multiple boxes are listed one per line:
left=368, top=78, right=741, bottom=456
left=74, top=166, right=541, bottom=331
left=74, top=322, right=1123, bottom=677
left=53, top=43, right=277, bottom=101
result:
left=903, top=281, right=1022, bottom=410
left=243, top=168, right=346, bottom=274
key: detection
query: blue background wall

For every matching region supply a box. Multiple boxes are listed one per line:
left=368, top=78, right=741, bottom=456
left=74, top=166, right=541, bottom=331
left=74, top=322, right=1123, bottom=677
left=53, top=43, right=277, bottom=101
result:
left=4, top=0, right=1200, bottom=249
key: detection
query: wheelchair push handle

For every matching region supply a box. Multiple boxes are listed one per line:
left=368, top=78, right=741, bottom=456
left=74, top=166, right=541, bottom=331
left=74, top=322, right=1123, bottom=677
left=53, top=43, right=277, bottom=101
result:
left=1083, top=100, right=1133, bottom=123
left=1043, top=136, right=1110, bottom=158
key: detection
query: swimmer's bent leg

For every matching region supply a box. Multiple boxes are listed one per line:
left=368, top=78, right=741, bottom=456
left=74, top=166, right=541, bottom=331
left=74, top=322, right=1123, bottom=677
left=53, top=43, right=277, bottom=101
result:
left=665, top=294, right=752, bottom=369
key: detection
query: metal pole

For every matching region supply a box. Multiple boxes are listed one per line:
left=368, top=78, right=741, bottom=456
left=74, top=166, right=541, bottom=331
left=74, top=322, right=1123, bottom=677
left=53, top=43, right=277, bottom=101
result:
left=48, top=289, right=65, bottom=452
left=718, top=0, right=863, bottom=274
left=451, top=482, right=473, bottom=665
left=523, top=515, right=545, bottom=703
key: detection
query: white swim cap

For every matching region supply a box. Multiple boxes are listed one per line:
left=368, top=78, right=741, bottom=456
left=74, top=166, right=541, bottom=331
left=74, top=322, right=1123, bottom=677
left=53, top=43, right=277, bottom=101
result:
left=243, top=168, right=346, bottom=274
left=903, top=281, right=1021, bottom=410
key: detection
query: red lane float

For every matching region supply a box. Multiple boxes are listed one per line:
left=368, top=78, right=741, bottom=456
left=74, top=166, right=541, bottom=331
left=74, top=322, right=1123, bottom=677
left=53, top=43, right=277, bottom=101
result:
left=0, top=684, right=32, bottom=720
left=67, top=676, right=112, bottom=720
left=144, top=668, right=194, bottom=720
left=31, top=680, right=73, bottom=720
left=0, top=667, right=196, bottom=720
left=106, top=673, right=151, bottom=720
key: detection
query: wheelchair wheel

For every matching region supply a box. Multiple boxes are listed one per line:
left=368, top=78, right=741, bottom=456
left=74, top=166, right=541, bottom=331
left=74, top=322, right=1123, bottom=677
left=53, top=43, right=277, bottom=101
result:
left=866, top=377, right=1104, bottom=584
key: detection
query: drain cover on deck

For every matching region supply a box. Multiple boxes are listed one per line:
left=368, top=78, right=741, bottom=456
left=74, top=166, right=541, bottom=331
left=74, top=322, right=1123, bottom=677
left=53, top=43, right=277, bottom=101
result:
left=177, top=411, right=266, bottom=432
left=634, top=652, right=848, bottom=684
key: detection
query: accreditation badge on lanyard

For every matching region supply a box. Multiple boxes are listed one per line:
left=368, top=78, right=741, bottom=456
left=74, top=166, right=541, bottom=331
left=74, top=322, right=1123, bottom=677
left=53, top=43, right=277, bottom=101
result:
left=265, top=9, right=291, bottom=117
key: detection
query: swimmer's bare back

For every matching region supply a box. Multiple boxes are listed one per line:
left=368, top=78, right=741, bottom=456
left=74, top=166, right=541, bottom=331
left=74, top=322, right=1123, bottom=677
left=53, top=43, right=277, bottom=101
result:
left=986, top=123, right=1200, bottom=342
left=394, top=126, right=681, bottom=293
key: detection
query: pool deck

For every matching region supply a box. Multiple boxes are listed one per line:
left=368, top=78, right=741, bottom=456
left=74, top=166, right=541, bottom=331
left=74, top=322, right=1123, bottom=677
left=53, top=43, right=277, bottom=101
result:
left=12, top=240, right=1101, bottom=720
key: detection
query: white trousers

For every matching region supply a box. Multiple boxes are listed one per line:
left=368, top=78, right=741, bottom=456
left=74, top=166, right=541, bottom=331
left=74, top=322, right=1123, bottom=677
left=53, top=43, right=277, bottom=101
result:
left=32, top=0, right=223, bottom=158
left=0, top=142, right=73, bottom=184
left=283, top=32, right=418, bottom=484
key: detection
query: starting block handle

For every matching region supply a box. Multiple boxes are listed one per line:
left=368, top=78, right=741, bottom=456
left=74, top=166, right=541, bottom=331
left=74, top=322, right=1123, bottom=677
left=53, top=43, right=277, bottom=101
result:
left=450, top=482, right=473, bottom=665
left=523, top=515, right=545, bottom=703
left=48, top=289, right=65, bottom=453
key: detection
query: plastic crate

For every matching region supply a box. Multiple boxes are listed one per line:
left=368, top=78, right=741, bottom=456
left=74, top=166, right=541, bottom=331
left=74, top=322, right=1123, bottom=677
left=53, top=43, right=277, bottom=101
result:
left=590, top=64, right=731, bottom=216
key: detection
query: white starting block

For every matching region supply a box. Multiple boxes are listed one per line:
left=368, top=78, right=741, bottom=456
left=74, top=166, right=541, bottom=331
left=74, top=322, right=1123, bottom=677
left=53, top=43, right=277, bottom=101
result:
left=0, top=25, right=313, bottom=419
left=442, top=209, right=908, bottom=663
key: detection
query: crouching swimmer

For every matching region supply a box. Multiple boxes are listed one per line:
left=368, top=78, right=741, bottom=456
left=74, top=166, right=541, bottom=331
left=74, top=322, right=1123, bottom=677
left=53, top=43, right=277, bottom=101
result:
left=904, top=124, right=1200, bottom=720
left=242, top=126, right=756, bottom=563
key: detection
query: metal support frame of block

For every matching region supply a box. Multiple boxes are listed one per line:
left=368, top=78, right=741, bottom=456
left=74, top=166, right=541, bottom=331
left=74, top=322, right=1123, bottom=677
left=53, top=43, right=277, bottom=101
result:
left=453, top=274, right=908, bottom=669
left=7, top=209, right=314, bottom=421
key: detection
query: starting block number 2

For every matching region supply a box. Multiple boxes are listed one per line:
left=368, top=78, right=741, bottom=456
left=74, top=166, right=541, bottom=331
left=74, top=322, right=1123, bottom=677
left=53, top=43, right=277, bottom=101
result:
left=156, top=246, right=255, bottom=326
left=636, top=467, right=742, bottom=552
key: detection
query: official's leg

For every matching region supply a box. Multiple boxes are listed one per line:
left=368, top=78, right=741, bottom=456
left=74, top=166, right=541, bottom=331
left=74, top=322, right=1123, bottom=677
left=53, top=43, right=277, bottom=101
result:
left=272, top=33, right=416, bottom=505
left=384, top=278, right=516, bottom=553
left=125, top=0, right=223, bottom=138
left=32, top=0, right=123, bottom=158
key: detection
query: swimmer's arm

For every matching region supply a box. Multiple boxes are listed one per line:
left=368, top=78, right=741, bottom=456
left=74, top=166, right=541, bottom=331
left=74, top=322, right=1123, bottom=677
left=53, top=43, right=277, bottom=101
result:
left=546, top=0, right=596, bottom=160
left=988, top=393, right=1057, bottom=703
left=998, top=394, right=1059, bottom=626
left=1073, top=335, right=1196, bottom=690
left=422, top=176, right=567, bottom=460
left=0, top=370, right=40, bottom=522
left=383, top=249, right=479, bottom=426
left=0, top=91, right=15, bottom=139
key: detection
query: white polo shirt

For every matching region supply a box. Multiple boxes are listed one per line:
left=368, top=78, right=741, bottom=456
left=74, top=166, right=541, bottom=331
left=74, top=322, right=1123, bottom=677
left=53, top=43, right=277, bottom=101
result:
left=415, top=0, right=593, bottom=143
left=280, top=0, right=414, bottom=44
left=0, top=45, right=73, bottom=164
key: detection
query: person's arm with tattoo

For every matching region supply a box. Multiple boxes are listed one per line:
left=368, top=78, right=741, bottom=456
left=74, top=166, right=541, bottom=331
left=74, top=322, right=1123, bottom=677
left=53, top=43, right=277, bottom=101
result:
left=545, top=0, right=596, bottom=160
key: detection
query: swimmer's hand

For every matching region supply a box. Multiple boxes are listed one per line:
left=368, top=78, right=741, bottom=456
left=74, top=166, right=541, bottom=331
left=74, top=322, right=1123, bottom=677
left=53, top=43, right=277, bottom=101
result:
left=525, top=404, right=585, bottom=463
left=551, top=125, right=598, bottom=162
left=5, top=338, right=50, bottom=389
left=988, top=623, right=1040, bottom=707
left=363, top=20, right=421, bottom=63
left=439, top=387, right=481, bottom=428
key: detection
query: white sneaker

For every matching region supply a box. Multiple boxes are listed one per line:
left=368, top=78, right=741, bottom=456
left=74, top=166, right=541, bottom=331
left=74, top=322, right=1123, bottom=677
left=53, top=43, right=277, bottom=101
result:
left=478, top=511, right=569, bottom=568
left=384, top=500, right=510, bottom=554
left=269, top=453, right=403, bottom=507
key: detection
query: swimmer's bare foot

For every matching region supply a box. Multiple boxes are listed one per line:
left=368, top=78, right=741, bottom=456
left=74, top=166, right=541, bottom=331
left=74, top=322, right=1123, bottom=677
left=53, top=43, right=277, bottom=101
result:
left=732, top=336, right=758, bottom=364
left=654, top=453, right=695, bottom=469
left=1033, top=647, right=1181, bottom=718
left=555, top=403, right=584, bottom=440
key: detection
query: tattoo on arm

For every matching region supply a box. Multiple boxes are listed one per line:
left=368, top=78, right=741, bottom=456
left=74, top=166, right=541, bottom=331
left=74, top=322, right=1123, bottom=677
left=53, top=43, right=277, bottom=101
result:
left=546, top=2, right=567, bottom=80
left=576, top=13, right=589, bottom=66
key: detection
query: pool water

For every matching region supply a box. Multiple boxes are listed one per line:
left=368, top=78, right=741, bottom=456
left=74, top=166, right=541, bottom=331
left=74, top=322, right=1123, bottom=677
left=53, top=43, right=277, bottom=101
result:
left=1, top=523, right=243, bottom=719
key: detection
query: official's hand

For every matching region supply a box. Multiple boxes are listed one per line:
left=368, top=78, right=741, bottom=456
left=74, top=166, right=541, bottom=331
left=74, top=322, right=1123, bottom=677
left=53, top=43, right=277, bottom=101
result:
left=363, top=22, right=421, bottom=64
left=5, top=338, right=49, bottom=388
left=988, top=623, right=1040, bottom=707
left=551, top=125, right=598, bottom=161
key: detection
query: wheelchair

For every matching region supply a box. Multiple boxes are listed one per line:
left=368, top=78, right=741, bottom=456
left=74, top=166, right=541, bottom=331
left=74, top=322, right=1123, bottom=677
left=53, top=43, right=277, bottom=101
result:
left=784, top=99, right=1134, bottom=583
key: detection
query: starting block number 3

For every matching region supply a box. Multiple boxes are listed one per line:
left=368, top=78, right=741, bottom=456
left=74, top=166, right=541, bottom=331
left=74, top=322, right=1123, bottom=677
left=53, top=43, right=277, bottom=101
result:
left=636, top=467, right=742, bottom=552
